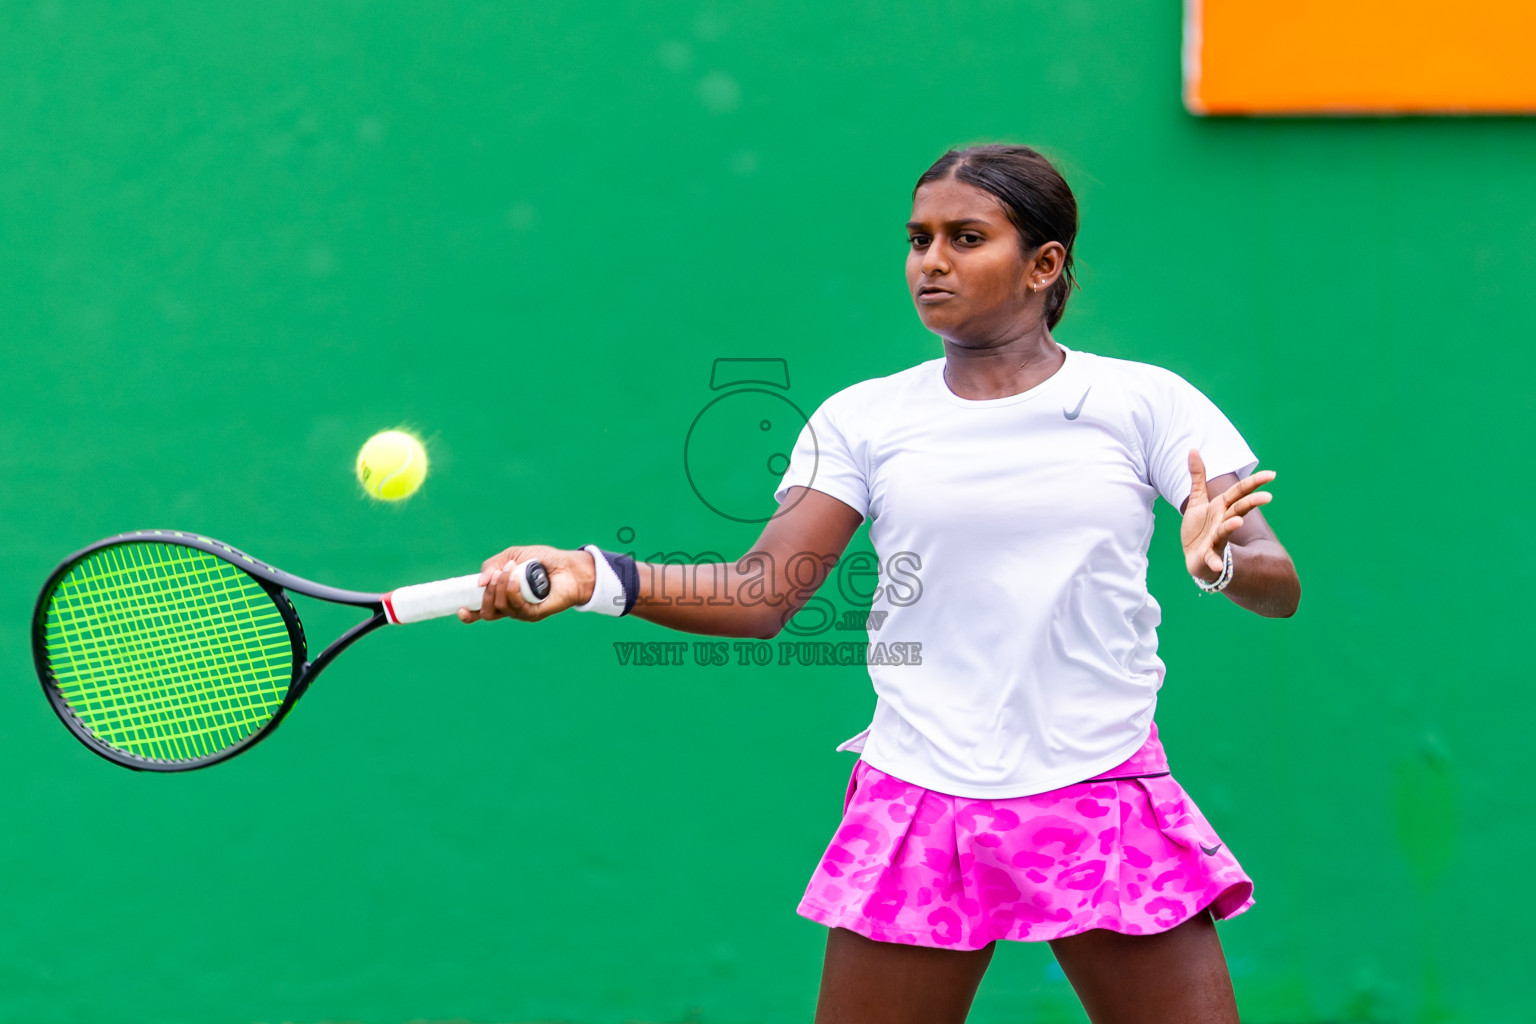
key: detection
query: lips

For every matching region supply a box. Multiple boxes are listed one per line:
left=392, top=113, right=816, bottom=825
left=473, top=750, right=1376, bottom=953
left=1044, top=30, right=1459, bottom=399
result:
left=917, top=286, right=954, bottom=303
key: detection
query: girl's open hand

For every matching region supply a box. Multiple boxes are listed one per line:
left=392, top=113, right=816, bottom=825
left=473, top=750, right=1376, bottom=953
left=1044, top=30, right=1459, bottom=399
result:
left=1180, top=450, right=1275, bottom=582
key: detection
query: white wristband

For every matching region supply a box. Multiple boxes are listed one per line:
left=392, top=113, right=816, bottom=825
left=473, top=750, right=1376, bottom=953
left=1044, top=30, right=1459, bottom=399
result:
left=574, top=544, right=627, bottom=615
left=1193, top=542, right=1235, bottom=594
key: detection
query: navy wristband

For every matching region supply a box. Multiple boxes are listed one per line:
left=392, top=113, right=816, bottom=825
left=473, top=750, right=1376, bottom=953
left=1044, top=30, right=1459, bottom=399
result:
left=598, top=549, right=639, bottom=616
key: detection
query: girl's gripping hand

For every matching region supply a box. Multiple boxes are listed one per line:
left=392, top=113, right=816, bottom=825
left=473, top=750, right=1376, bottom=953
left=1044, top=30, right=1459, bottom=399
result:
left=458, top=544, right=597, bottom=623
left=1180, top=450, right=1276, bottom=582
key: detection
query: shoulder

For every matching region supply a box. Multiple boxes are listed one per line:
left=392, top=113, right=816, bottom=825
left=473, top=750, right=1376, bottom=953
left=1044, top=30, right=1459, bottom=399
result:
left=1073, top=351, right=1224, bottom=426
left=1070, top=350, right=1241, bottom=458
left=1075, top=349, right=1196, bottom=397
left=813, top=358, right=938, bottom=420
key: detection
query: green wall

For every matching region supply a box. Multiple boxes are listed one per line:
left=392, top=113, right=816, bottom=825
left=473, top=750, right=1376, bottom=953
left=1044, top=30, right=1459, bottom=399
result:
left=3, top=3, right=1532, bottom=1022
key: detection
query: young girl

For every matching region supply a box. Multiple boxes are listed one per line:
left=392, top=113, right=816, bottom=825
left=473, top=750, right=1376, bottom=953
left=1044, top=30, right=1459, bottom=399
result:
left=463, top=144, right=1300, bottom=1024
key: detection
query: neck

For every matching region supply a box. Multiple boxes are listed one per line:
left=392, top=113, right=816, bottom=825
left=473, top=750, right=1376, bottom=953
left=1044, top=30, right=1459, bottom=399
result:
left=940, top=322, right=1064, bottom=400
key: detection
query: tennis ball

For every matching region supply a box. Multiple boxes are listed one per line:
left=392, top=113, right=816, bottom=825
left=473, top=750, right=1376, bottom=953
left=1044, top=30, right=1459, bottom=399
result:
left=356, top=430, right=428, bottom=501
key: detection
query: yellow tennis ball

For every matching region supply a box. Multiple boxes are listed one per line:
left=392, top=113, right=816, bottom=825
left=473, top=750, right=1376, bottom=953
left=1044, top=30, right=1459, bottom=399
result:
left=356, top=430, right=428, bottom=501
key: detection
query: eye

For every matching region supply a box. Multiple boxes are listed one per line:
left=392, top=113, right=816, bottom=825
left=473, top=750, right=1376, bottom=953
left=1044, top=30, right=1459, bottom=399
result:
left=908, top=234, right=931, bottom=249
left=956, top=232, right=983, bottom=246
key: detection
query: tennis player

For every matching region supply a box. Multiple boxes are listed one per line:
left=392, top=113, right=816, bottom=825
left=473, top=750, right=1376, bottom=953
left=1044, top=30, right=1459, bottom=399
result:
left=466, top=144, right=1300, bottom=1024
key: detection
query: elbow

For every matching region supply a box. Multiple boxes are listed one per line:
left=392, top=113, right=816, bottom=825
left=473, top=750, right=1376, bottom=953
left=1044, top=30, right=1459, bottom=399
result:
left=752, top=606, right=791, bottom=640
left=1282, top=579, right=1302, bottom=618
left=1271, top=576, right=1302, bottom=618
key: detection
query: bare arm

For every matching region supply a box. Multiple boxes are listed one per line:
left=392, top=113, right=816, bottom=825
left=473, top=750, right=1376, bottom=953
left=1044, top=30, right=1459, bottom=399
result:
left=1180, top=451, right=1301, bottom=618
left=631, top=487, right=865, bottom=638
left=464, top=486, right=865, bottom=638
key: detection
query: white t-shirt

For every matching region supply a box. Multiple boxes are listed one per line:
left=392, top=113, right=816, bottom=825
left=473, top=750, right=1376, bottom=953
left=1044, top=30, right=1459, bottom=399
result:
left=773, top=346, right=1258, bottom=798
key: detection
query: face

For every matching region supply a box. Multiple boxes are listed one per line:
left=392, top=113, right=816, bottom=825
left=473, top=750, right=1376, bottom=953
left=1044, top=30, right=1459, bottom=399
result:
left=906, top=175, right=1053, bottom=345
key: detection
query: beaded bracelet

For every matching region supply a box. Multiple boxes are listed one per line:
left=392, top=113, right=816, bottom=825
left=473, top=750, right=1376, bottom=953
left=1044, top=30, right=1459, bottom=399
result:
left=1193, top=542, right=1235, bottom=594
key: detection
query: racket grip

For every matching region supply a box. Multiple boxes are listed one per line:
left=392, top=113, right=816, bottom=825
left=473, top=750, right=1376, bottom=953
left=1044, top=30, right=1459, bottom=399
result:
left=383, top=560, right=550, bottom=624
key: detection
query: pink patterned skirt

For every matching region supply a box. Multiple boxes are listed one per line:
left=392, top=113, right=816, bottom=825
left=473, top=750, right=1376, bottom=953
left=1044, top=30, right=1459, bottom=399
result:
left=797, top=724, right=1253, bottom=949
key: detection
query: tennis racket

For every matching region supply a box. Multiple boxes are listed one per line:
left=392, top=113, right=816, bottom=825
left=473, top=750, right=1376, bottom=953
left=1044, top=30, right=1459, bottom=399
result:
left=31, top=529, right=550, bottom=772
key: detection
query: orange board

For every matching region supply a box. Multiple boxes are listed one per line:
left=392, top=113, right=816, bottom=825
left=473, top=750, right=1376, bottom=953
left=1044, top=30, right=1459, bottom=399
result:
left=1184, top=0, right=1536, bottom=115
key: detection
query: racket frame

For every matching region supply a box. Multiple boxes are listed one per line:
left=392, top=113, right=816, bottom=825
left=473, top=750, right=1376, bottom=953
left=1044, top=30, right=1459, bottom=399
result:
left=33, top=529, right=390, bottom=772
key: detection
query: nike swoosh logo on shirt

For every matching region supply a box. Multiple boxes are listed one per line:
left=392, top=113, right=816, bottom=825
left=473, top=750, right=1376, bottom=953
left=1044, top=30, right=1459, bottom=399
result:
left=1200, top=843, right=1223, bottom=857
left=1063, top=387, right=1091, bottom=420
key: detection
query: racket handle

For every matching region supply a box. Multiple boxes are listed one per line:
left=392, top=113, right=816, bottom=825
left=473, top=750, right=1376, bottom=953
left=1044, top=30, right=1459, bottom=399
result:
left=383, top=559, right=550, bottom=624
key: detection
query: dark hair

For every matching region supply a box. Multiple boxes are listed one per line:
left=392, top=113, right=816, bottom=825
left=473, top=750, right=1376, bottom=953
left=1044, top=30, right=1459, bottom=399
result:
left=915, top=144, right=1079, bottom=330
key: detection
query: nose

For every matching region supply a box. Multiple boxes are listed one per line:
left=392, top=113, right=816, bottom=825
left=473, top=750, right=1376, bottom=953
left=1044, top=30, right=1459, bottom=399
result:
left=921, top=240, right=950, bottom=278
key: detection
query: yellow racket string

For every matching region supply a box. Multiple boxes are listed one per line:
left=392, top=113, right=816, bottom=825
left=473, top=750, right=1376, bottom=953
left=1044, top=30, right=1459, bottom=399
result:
left=41, top=543, right=294, bottom=762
